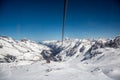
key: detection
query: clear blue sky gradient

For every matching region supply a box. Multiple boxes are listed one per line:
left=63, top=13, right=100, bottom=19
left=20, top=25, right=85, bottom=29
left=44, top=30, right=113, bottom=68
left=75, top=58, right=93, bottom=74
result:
left=0, top=0, right=120, bottom=41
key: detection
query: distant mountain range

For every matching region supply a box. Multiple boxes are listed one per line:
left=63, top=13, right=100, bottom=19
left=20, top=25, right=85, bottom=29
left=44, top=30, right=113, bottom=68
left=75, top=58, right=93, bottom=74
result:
left=0, top=35, right=120, bottom=64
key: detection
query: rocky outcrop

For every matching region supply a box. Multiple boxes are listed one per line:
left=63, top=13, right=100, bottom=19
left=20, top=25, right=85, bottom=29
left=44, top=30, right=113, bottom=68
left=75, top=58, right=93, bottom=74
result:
left=105, top=36, right=120, bottom=48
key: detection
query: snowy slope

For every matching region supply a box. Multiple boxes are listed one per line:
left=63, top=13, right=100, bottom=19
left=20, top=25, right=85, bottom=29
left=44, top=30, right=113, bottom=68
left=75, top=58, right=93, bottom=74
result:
left=0, top=36, right=120, bottom=80
left=0, top=36, right=51, bottom=64
left=0, top=61, right=113, bottom=80
left=42, top=36, right=120, bottom=80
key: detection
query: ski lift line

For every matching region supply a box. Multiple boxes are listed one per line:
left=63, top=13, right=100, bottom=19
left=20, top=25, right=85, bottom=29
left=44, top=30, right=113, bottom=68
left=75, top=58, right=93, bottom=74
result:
left=62, top=0, right=68, bottom=45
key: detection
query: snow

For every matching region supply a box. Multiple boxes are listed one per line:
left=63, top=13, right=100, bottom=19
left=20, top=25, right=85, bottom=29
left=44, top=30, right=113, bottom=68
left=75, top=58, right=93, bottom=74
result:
left=0, top=36, right=120, bottom=80
left=0, top=61, right=114, bottom=80
left=0, top=36, right=51, bottom=63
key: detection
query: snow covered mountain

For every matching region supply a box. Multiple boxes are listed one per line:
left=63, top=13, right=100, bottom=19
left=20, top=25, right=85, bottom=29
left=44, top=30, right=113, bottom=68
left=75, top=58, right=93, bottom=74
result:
left=42, top=36, right=120, bottom=80
left=43, top=36, right=120, bottom=62
left=0, top=35, right=120, bottom=80
left=0, top=36, right=51, bottom=64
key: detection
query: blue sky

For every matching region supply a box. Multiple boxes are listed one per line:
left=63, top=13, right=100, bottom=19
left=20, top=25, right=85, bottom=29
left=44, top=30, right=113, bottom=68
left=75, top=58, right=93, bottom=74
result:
left=0, top=0, right=120, bottom=41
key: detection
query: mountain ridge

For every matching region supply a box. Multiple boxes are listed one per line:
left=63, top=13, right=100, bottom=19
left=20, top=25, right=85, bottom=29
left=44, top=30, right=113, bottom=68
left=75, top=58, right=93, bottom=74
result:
left=0, top=35, right=120, bottom=63
left=0, top=35, right=120, bottom=80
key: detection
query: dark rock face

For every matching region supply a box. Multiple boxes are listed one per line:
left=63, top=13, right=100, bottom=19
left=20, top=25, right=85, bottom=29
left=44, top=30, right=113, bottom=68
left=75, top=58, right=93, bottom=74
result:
left=41, top=50, right=62, bottom=62
left=41, top=50, right=51, bottom=59
left=82, top=40, right=105, bottom=61
left=105, top=36, right=120, bottom=48
left=41, top=50, right=52, bottom=63
left=114, top=36, right=120, bottom=48
left=4, top=54, right=16, bottom=63
left=0, top=36, right=9, bottom=39
left=21, top=39, right=28, bottom=42
left=81, top=36, right=120, bottom=61
left=43, top=44, right=63, bottom=56
left=92, top=41, right=105, bottom=50
left=0, top=45, right=3, bottom=48
left=105, top=40, right=115, bottom=48
left=80, top=46, right=85, bottom=52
